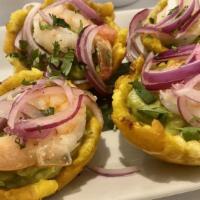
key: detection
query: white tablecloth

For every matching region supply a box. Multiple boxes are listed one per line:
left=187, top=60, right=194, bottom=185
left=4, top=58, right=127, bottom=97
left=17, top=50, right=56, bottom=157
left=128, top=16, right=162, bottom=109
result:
left=0, top=0, right=199, bottom=199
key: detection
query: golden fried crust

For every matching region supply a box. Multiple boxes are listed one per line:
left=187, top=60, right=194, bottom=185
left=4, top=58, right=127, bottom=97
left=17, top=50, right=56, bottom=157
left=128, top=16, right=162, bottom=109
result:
left=0, top=69, right=102, bottom=199
left=4, top=0, right=127, bottom=77
left=112, top=74, right=200, bottom=166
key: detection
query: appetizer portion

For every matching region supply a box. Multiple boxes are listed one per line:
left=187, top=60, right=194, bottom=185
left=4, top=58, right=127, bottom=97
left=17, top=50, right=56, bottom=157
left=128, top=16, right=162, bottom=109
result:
left=4, top=0, right=127, bottom=95
left=127, top=0, right=200, bottom=60
left=0, top=68, right=103, bottom=199
left=112, top=47, right=200, bottom=165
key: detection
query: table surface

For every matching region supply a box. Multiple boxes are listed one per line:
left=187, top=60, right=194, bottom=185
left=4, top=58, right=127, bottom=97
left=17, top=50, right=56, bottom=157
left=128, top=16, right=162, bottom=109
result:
left=0, top=0, right=199, bottom=199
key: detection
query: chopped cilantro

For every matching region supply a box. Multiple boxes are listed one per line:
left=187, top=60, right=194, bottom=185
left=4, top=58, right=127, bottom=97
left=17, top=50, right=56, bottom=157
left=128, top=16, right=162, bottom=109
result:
left=137, top=106, right=169, bottom=124
left=131, top=80, right=158, bottom=104
left=19, top=40, right=28, bottom=51
left=40, top=107, right=55, bottom=116
left=49, top=56, right=60, bottom=67
left=149, top=17, right=155, bottom=24
left=53, top=41, right=60, bottom=57
left=21, top=79, right=36, bottom=86
left=7, top=52, right=20, bottom=58
left=61, top=50, right=74, bottom=76
left=51, top=14, right=71, bottom=29
left=39, top=22, right=53, bottom=30
left=180, top=127, right=200, bottom=141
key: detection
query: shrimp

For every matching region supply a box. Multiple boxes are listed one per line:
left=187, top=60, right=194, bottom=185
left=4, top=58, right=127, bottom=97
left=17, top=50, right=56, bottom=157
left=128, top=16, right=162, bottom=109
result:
left=33, top=4, right=92, bottom=53
left=0, top=90, right=86, bottom=171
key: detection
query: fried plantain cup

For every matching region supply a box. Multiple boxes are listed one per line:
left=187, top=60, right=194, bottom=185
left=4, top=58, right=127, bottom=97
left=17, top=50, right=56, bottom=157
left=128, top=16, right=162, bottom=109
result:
left=112, top=58, right=200, bottom=166
left=0, top=68, right=102, bottom=200
left=4, top=0, right=127, bottom=90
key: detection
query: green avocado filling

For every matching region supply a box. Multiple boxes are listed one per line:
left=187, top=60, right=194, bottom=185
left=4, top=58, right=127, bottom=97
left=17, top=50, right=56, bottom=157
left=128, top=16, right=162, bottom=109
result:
left=127, top=80, right=190, bottom=137
left=0, top=166, right=62, bottom=189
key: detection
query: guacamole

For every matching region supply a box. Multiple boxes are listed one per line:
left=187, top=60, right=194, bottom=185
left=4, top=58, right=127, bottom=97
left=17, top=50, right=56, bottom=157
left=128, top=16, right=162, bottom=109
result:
left=127, top=86, right=186, bottom=135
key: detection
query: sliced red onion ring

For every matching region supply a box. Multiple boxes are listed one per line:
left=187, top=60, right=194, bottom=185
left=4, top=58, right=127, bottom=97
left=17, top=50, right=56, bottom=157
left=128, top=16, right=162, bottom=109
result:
left=21, top=103, right=44, bottom=119
left=0, top=100, right=13, bottom=119
left=88, top=165, right=139, bottom=177
left=154, top=44, right=195, bottom=61
left=77, top=25, right=111, bottom=95
left=174, top=74, right=200, bottom=103
left=14, top=30, right=23, bottom=49
left=177, top=9, right=200, bottom=39
left=142, top=52, right=200, bottom=90
left=14, top=94, right=101, bottom=132
left=159, top=90, right=179, bottom=114
left=126, top=9, right=150, bottom=61
left=159, top=0, right=195, bottom=33
left=22, top=3, right=45, bottom=53
left=178, top=96, right=200, bottom=127
left=51, top=79, right=74, bottom=105
left=71, top=0, right=103, bottom=25
left=155, top=4, right=180, bottom=28
left=38, top=10, right=53, bottom=25
left=8, top=85, right=64, bottom=129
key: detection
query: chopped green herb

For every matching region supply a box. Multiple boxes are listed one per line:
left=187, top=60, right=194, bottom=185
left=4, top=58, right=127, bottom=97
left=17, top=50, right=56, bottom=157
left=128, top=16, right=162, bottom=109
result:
left=47, top=66, right=62, bottom=79
left=61, top=50, right=74, bottom=76
left=40, top=107, right=55, bottom=116
left=137, top=106, right=169, bottom=124
left=149, top=17, right=155, bottom=24
left=7, top=52, right=20, bottom=58
left=19, top=40, right=28, bottom=51
left=51, top=14, right=71, bottom=29
left=180, top=127, right=200, bottom=141
left=131, top=80, right=157, bottom=104
left=21, top=79, right=36, bottom=86
left=39, top=22, right=53, bottom=30
left=15, top=137, right=26, bottom=149
left=53, top=41, right=60, bottom=57
left=49, top=56, right=60, bottom=67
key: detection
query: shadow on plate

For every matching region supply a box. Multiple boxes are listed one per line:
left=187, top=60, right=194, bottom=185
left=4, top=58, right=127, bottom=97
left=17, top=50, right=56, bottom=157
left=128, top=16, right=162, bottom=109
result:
left=119, top=133, right=200, bottom=183
left=48, top=136, right=111, bottom=199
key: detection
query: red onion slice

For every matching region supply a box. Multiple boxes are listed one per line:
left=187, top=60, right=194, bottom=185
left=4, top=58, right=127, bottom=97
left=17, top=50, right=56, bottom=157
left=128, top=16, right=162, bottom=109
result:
left=154, top=44, right=195, bottom=61
left=178, top=96, right=200, bottom=127
left=159, top=89, right=179, bottom=114
left=71, top=0, right=103, bottom=25
left=38, top=10, right=53, bottom=25
left=8, top=85, right=64, bottom=129
left=88, top=165, right=139, bottom=177
left=77, top=24, right=111, bottom=95
left=159, top=0, right=195, bottom=33
left=126, top=9, right=150, bottom=61
left=22, top=3, right=45, bottom=53
left=142, top=52, right=200, bottom=90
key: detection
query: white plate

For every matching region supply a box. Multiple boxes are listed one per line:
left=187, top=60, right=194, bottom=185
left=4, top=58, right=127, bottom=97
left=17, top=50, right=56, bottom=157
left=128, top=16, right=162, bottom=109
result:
left=1, top=9, right=200, bottom=200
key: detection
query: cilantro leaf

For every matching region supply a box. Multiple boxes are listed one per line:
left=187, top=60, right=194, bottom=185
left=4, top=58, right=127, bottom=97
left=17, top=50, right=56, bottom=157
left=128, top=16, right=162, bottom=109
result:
left=40, top=107, right=55, bottom=116
left=21, top=79, right=36, bottom=86
left=180, top=127, right=200, bottom=141
left=19, top=40, right=28, bottom=51
left=39, top=22, right=53, bottom=30
left=53, top=41, right=60, bottom=57
left=51, top=14, right=71, bottom=29
left=137, top=106, right=169, bottom=124
left=132, top=80, right=158, bottom=104
left=61, top=50, right=74, bottom=76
